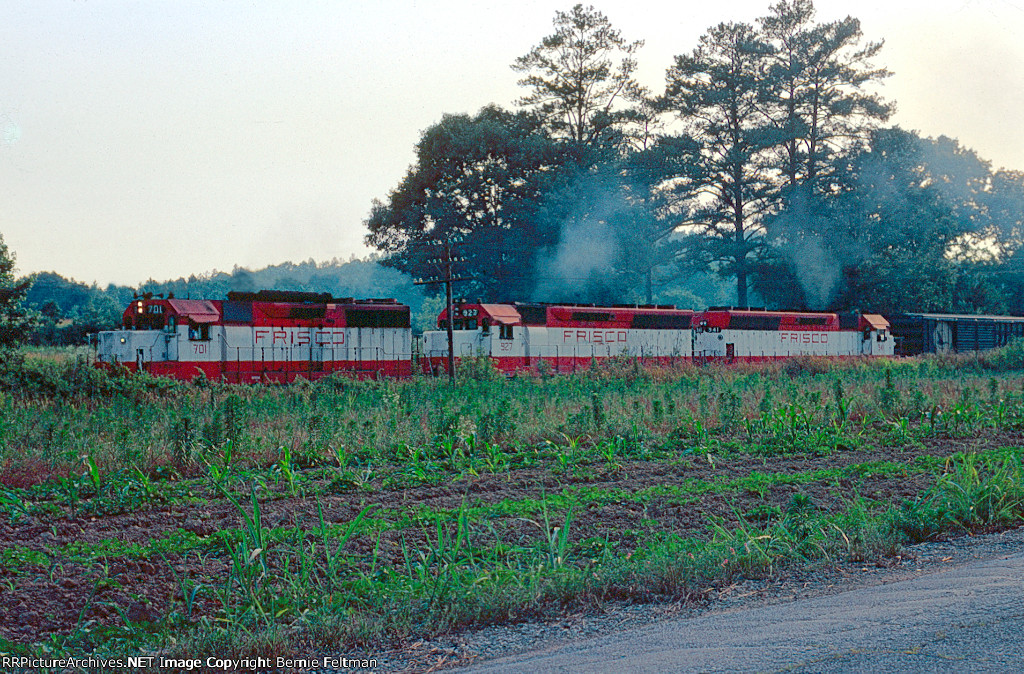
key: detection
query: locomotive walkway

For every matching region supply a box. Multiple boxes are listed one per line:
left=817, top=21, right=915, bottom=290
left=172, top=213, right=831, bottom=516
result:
left=460, top=530, right=1024, bottom=673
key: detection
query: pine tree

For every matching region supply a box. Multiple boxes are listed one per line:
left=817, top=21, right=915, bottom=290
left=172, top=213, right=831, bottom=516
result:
left=661, top=22, right=777, bottom=307
left=512, top=4, right=645, bottom=149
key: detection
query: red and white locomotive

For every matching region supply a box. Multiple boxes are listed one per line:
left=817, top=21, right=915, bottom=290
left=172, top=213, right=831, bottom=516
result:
left=422, top=302, right=894, bottom=374
left=693, top=308, right=893, bottom=363
left=422, top=302, right=695, bottom=374
left=96, top=290, right=412, bottom=382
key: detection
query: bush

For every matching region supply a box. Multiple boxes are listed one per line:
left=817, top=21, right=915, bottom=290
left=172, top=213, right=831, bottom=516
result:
left=780, top=356, right=839, bottom=377
left=0, top=350, right=179, bottom=399
left=457, top=355, right=503, bottom=381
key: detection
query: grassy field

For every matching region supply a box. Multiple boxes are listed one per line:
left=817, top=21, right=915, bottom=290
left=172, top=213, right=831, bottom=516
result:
left=2, top=347, right=1024, bottom=667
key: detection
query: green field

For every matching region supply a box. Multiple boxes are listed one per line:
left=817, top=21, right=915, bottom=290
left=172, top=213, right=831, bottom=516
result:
left=2, top=348, right=1024, bottom=666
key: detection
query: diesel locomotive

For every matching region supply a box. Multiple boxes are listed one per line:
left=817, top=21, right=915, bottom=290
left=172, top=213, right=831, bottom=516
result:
left=95, top=290, right=411, bottom=382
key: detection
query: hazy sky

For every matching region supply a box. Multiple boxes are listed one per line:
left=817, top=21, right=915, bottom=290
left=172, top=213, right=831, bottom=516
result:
left=2, top=0, right=1023, bottom=287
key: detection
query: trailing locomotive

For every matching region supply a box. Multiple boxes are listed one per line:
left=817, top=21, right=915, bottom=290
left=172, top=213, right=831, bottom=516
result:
left=96, top=290, right=412, bottom=382
left=693, top=308, right=893, bottom=363
left=421, top=302, right=894, bottom=374
left=422, top=302, right=695, bottom=375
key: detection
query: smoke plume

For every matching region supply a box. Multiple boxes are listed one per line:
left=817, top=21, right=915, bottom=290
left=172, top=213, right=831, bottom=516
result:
left=531, top=171, right=629, bottom=303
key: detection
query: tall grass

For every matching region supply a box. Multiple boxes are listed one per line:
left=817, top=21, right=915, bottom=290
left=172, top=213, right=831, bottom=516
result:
left=5, top=349, right=1024, bottom=487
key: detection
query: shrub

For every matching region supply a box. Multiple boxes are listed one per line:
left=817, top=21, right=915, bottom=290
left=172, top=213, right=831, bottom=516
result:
left=0, top=350, right=178, bottom=399
left=980, top=339, right=1024, bottom=372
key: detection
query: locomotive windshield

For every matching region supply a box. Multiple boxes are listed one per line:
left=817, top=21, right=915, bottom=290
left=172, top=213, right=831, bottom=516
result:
left=134, top=304, right=166, bottom=330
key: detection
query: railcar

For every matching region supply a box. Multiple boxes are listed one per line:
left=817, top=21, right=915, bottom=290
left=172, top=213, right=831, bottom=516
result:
left=693, top=308, right=894, bottom=362
left=96, top=290, right=412, bottom=382
left=422, top=301, right=695, bottom=375
left=886, top=313, right=1024, bottom=356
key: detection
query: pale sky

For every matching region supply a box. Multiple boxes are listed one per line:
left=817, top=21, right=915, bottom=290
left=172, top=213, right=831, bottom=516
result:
left=2, top=0, right=1023, bottom=287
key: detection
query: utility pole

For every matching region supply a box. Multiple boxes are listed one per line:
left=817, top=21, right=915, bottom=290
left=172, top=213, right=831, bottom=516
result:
left=413, top=235, right=468, bottom=382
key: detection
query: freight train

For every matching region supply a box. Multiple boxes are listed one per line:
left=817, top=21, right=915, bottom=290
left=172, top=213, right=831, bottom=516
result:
left=97, top=291, right=1024, bottom=381
left=95, top=290, right=412, bottom=382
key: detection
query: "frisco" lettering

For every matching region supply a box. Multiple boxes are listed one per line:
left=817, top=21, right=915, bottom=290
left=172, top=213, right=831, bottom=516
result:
left=254, top=328, right=347, bottom=346
left=780, top=332, right=829, bottom=344
left=562, top=329, right=628, bottom=344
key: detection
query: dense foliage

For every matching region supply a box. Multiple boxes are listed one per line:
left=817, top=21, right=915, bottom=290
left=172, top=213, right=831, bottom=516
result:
left=365, top=107, right=571, bottom=301
left=366, top=0, right=1024, bottom=314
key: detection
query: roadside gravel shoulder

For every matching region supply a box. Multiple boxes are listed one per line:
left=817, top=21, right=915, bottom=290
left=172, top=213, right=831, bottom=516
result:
left=368, top=526, right=1024, bottom=672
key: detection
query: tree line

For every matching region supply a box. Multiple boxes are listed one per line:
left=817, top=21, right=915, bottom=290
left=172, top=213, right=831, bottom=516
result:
left=365, top=1, right=1024, bottom=314
left=0, top=253, right=430, bottom=348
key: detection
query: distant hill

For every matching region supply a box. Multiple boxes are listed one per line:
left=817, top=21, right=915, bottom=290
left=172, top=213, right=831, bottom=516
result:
left=136, top=256, right=423, bottom=307
left=22, top=257, right=430, bottom=344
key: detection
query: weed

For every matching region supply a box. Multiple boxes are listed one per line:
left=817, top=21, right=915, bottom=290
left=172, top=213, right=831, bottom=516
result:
left=591, top=391, right=606, bottom=430
left=0, top=487, right=30, bottom=524
left=876, top=367, right=901, bottom=413
left=934, top=453, right=1024, bottom=527
left=833, top=377, right=848, bottom=424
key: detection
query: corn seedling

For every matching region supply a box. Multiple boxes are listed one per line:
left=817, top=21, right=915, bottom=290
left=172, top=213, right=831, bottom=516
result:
left=273, top=446, right=299, bottom=496
left=82, top=455, right=102, bottom=496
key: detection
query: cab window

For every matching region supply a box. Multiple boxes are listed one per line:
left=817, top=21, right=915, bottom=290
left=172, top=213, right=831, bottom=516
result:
left=188, top=323, right=210, bottom=341
left=500, top=325, right=513, bottom=340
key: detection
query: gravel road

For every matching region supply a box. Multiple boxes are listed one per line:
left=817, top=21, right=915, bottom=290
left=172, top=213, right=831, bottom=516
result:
left=459, top=528, right=1024, bottom=673
left=369, top=526, right=1024, bottom=672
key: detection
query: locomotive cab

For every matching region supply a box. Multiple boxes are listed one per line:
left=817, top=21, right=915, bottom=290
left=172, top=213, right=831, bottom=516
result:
left=425, top=302, right=521, bottom=371
left=97, top=296, right=221, bottom=372
left=859, top=314, right=893, bottom=356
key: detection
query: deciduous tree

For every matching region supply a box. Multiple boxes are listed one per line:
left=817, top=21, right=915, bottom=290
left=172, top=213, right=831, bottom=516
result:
left=774, top=128, right=989, bottom=313
left=364, top=106, right=566, bottom=300
left=0, top=234, right=36, bottom=350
